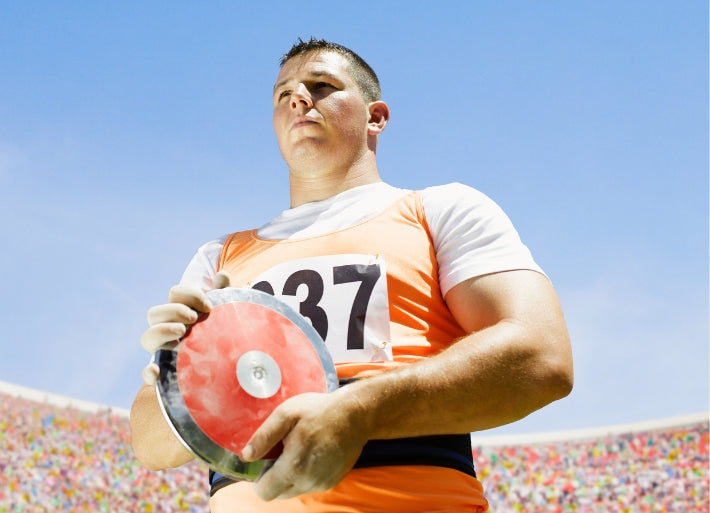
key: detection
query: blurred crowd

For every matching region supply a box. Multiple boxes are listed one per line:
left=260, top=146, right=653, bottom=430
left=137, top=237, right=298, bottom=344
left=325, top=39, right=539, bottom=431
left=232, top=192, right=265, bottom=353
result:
left=0, top=391, right=707, bottom=512
left=0, top=393, right=207, bottom=512
left=475, top=423, right=709, bottom=512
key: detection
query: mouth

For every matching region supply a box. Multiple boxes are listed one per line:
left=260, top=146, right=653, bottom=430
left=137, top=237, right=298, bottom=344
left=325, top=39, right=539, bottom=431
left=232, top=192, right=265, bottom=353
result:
left=291, top=117, right=319, bottom=130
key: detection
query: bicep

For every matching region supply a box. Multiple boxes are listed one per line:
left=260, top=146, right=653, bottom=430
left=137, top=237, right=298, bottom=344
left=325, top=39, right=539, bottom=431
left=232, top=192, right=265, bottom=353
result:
left=444, top=269, right=567, bottom=337
left=444, top=269, right=573, bottom=394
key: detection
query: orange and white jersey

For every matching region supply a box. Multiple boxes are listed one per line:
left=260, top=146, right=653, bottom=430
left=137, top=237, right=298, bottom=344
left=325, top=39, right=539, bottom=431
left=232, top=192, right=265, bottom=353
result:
left=209, top=466, right=489, bottom=513
left=181, top=182, right=542, bottom=511
left=181, top=182, right=542, bottom=379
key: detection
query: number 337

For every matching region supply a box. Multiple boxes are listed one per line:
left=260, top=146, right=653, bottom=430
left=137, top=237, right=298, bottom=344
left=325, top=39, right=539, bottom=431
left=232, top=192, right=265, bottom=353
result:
left=252, top=255, right=389, bottom=358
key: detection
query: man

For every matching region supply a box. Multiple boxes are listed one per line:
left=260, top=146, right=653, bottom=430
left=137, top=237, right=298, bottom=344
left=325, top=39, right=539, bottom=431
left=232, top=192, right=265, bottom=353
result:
left=130, top=38, right=573, bottom=512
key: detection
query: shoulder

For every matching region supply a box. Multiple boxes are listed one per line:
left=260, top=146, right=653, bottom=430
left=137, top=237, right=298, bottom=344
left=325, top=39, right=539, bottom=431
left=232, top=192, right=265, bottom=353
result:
left=420, top=182, right=504, bottom=217
left=179, top=234, right=230, bottom=290
left=419, top=182, right=514, bottom=241
left=418, top=183, right=543, bottom=295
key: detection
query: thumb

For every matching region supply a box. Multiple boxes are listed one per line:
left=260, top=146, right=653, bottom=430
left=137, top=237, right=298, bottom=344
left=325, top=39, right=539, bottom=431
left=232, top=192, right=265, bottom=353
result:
left=212, top=271, right=231, bottom=290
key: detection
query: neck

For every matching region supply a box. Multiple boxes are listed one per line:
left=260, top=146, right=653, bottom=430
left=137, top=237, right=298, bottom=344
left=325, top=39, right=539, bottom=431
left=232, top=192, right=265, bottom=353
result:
left=288, top=152, right=382, bottom=207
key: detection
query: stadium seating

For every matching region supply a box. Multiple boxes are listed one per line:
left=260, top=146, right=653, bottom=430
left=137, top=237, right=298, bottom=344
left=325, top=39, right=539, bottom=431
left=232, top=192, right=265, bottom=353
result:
left=1, top=389, right=707, bottom=512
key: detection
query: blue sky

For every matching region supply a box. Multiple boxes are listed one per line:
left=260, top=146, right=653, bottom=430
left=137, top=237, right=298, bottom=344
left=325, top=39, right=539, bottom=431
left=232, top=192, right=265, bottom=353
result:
left=0, top=2, right=707, bottom=436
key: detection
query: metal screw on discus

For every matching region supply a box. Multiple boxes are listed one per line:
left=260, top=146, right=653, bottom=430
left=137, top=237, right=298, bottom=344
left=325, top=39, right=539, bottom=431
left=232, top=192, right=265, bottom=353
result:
left=236, top=350, right=282, bottom=399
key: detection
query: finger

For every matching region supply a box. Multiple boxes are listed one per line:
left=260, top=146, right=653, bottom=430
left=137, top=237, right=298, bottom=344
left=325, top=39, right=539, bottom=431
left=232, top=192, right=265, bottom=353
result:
left=252, top=448, right=325, bottom=501
left=241, top=408, right=294, bottom=462
left=252, top=468, right=297, bottom=502
left=167, top=284, right=212, bottom=312
left=146, top=303, right=199, bottom=327
left=141, top=363, right=159, bottom=386
left=212, top=271, right=231, bottom=290
left=253, top=447, right=348, bottom=501
left=140, top=323, right=186, bottom=354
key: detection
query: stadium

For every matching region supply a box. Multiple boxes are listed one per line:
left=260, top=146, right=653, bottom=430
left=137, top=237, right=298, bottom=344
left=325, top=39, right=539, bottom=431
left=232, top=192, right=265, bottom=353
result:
left=2, top=1, right=707, bottom=511
left=1, top=380, right=706, bottom=512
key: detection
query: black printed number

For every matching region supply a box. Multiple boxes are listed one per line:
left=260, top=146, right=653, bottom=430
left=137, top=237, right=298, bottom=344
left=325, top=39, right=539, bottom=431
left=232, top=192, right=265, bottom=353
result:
left=333, top=264, right=381, bottom=350
left=252, top=263, right=381, bottom=351
left=282, top=270, right=329, bottom=342
left=251, top=280, right=275, bottom=295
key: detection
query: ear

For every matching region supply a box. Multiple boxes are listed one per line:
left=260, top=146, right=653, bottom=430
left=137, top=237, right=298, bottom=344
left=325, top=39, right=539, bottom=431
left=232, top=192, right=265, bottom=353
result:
left=367, top=101, right=390, bottom=135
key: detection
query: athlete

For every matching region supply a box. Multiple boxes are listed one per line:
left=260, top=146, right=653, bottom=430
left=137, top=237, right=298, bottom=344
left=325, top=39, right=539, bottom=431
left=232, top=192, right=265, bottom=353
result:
left=130, top=38, right=574, bottom=512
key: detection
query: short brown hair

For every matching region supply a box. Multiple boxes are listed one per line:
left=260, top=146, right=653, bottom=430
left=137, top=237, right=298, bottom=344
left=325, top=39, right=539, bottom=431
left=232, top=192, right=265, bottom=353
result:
left=280, top=38, right=381, bottom=102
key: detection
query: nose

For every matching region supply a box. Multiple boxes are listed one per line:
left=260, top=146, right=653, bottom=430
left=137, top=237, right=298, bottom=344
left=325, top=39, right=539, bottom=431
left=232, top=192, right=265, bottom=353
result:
left=290, top=83, right=313, bottom=111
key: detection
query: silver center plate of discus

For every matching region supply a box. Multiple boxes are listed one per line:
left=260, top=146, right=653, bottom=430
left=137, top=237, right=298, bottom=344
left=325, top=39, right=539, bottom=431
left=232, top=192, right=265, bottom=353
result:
left=236, top=350, right=282, bottom=399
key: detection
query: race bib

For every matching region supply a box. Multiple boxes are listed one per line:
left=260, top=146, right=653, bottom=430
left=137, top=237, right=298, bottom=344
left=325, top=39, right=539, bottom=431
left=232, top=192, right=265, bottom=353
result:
left=248, top=254, right=392, bottom=364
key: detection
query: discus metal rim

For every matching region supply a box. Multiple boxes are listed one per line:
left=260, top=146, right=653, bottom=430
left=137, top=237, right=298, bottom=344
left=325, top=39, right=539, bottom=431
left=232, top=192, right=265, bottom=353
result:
left=154, top=286, right=338, bottom=481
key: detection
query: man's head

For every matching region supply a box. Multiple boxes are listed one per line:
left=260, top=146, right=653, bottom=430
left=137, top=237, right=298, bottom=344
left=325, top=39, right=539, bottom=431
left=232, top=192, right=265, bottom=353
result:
left=279, top=38, right=381, bottom=103
left=272, top=39, right=389, bottom=193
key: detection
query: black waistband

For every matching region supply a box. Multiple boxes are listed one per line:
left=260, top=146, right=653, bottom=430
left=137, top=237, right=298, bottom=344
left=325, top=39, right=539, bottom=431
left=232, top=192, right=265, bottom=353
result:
left=209, top=470, right=235, bottom=497
left=353, top=433, right=476, bottom=477
left=208, top=433, right=475, bottom=496
left=339, top=378, right=476, bottom=477
left=208, top=379, right=476, bottom=495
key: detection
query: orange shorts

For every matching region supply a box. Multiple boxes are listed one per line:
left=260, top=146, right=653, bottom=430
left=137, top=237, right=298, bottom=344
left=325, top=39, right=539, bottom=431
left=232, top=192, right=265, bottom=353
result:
left=209, top=465, right=488, bottom=513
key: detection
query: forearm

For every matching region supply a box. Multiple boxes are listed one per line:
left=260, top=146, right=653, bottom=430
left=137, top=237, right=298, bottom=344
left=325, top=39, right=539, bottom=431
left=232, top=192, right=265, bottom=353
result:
left=345, top=317, right=573, bottom=440
left=129, top=384, right=195, bottom=470
left=131, top=280, right=223, bottom=470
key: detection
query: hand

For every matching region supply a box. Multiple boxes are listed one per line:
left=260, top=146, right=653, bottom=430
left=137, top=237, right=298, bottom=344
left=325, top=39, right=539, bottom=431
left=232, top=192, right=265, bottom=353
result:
left=140, top=271, right=231, bottom=385
left=241, top=388, right=370, bottom=501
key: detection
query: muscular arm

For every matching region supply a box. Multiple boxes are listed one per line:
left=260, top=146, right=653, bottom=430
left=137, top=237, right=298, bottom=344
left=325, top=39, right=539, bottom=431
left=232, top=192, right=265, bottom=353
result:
left=350, top=269, right=573, bottom=438
left=129, top=276, right=230, bottom=471
left=130, top=384, right=195, bottom=470
left=245, top=269, right=573, bottom=499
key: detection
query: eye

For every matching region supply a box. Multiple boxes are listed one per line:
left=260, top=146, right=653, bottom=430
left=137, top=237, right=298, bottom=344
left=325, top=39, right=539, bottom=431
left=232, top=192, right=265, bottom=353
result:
left=277, top=90, right=291, bottom=101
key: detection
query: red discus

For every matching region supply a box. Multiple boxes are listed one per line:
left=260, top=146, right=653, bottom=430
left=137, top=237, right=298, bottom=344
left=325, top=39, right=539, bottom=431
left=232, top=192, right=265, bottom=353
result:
left=155, top=287, right=338, bottom=481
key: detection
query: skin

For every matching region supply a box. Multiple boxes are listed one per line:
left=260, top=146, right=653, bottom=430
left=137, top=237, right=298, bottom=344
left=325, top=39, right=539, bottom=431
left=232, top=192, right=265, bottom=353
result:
left=130, top=50, right=574, bottom=504
left=272, top=51, right=389, bottom=207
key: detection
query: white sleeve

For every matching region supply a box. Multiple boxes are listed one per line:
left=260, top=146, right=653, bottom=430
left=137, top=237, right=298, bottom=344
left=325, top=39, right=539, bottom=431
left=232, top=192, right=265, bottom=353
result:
left=178, top=235, right=228, bottom=291
left=422, top=183, right=544, bottom=296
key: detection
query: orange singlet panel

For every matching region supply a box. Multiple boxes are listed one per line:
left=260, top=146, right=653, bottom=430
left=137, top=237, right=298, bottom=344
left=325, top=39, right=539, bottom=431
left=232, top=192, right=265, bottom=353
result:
left=218, top=191, right=467, bottom=380
left=209, top=466, right=488, bottom=513
left=213, top=191, right=488, bottom=510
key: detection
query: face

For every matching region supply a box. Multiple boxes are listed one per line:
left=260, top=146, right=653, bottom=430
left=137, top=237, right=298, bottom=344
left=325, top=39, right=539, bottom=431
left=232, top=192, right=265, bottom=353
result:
left=272, top=51, right=373, bottom=174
